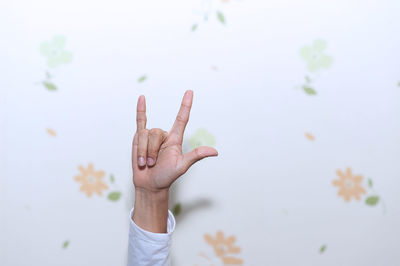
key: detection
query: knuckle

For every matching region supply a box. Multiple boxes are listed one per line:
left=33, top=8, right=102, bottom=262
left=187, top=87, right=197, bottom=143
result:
left=149, top=128, right=160, bottom=135
left=181, top=103, right=190, bottom=110
left=138, top=129, right=148, bottom=136
left=176, top=114, right=186, bottom=123
left=149, top=128, right=164, bottom=139
left=136, top=117, right=147, bottom=125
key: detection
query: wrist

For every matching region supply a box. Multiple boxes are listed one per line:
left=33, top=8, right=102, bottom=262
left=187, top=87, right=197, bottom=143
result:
left=132, top=187, right=170, bottom=233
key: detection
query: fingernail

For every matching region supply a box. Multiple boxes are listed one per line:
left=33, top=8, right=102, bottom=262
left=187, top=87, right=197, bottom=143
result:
left=138, top=157, right=145, bottom=166
left=147, top=157, right=154, bottom=166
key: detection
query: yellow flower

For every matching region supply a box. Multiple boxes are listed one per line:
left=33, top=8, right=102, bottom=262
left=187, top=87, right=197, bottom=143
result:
left=74, top=163, right=108, bottom=197
left=332, top=167, right=366, bottom=202
left=204, top=231, right=243, bottom=265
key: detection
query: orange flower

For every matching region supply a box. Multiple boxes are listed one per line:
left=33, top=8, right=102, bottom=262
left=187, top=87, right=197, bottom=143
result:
left=46, top=128, right=57, bottom=137
left=204, top=231, right=243, bottom=265
left=74, top=163, right=108, bottom=197
left=332, top=167, right=366, bottom=202
left=305, top=132, right=315, bottom=141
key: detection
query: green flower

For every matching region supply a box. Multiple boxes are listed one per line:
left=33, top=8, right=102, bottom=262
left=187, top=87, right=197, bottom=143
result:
left=300, top=39, right=333, bottom=72
left=40, top=35, right=72, bottom=68
left=189, top=128, right=216, bottom=149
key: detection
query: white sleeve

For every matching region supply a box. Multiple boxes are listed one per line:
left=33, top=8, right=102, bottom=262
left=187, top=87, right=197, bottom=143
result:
left=127, top=208, right=176, bottom=266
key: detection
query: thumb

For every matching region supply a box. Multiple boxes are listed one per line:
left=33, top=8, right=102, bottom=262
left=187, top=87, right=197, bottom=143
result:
left=179, top=146, right=218, bottom=174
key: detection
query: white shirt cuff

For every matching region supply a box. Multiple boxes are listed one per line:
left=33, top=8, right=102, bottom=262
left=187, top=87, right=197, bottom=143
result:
left=127, top=207, right=176, bottom=266
left=129, top=207, right=176, bottom=243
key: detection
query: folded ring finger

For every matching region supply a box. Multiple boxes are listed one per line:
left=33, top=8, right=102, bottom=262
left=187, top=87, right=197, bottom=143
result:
left=147, top=128, right=168, bottom=166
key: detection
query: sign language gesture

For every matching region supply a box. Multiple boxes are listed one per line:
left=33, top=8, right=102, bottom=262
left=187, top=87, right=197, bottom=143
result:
left=132, top=90, right=218, bottom=233
left=132, top=90, right=218, bottom=191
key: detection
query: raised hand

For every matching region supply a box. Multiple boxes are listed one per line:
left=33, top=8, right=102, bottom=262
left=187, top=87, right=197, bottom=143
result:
left=132, top=90, right=218, bottom=191
left=132, top=90, right=218, bottom=233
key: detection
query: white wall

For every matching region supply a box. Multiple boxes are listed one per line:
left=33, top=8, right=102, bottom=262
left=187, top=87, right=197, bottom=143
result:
left=1, top=0, right=400, bottom=265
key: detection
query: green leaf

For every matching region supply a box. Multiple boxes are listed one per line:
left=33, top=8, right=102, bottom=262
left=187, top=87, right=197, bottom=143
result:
left=368, top=178, right=373, bottom=188
left=365, top=195, right=379, bottom=206
left=305, top=76, right=311, bottom=83
left=46, top=71, right=51, bottom=79
left=217, top=11, right=225, bottom=24
left=319, top=245, right=327, bottom=254
left=62, top=240, right=69, bottom=249
left=303, top=85, right=317, bottom=95
left=107, top=191, right=121, bottom=202
left=110, top=174, right=115, bottom=183
left=137, top=75, right=147, bottom=83
left=397, top=81, right=400, bottom=87
left=191, top=24, right=198, bottom=32
left=172, top=203, right=181, bottom=216
left=43, top=81, right=57, bottom=91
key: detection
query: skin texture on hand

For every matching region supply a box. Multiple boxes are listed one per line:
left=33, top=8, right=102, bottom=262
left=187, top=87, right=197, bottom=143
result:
left=132, top=90, right=218, bottom=233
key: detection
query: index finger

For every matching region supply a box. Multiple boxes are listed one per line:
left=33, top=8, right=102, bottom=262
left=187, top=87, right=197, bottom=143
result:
left=170, top=90, right=193, bottom=144
left=136, top=95, right=147, bottom=132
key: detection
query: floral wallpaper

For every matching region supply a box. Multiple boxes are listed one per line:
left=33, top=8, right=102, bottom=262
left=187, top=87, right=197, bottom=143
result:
left=39, top=35, right=73, bottom=91
left=297, top=39, right=333, bottom=95
left=1, top=0, right=400, bottom=266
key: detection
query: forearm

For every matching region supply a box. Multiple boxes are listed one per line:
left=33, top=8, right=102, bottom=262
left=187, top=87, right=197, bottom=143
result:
left=128, top=188, right=174, bottom=266
left=132, top=187, right=169, bottom=233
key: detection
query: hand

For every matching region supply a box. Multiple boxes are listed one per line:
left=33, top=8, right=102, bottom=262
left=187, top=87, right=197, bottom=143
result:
left=131, top=90, right=218, bottom=233
left=132, top=90, right=218, bottom=192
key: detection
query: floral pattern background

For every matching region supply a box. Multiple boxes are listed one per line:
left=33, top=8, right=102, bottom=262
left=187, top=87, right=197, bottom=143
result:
left=297, top=39, right=333, bottom=95
left=1, top=0, right=400, bottom=265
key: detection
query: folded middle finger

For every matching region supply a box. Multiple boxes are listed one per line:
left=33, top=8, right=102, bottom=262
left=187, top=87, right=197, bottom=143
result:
left=147, top=128, right=168, bottom=167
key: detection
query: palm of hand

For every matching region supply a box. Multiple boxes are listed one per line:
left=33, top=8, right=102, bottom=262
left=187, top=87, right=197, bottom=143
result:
left=133, top=140, right=182, bottom=190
